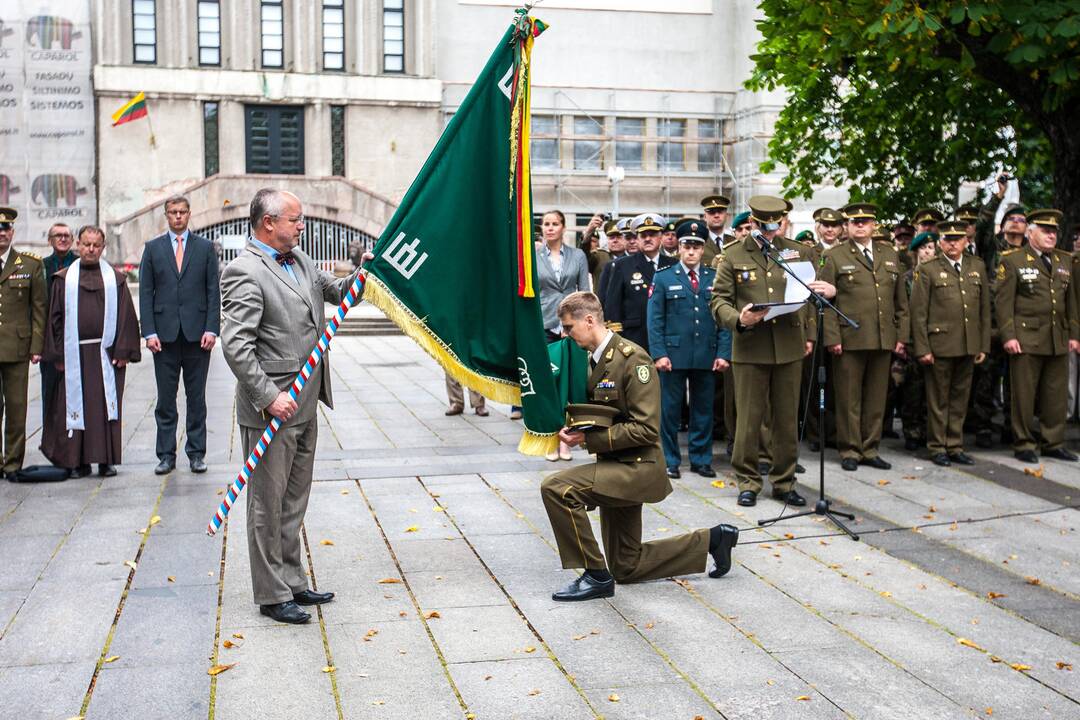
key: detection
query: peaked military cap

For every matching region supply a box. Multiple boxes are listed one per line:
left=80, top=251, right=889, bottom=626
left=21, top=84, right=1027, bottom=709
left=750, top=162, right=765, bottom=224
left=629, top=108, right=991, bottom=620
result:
left=615, top=217, right=634, bottom=233
left=747, top=195, right=788, bottom=225
left=954, top=204, right=979, bottom=223
left=700, top=195, right=730, bottom=212
left=565, top=403, right=619, bottom=431
left=871, top=227, right=887, bottom=241
left=912, top=207, right=945, bottom=225
left=0, top=206, right=17, bottom=223
left=731, top=211, right=751, bottom=228
left=603, top=219, right=619, bottom=235
left=842, top=202, right=878, bottom=220
left=1001, top=203, right=1027, bottom=219
left=675, top=218, right=708, bottom=243
left=910, top=231, right=938, bottom=251
left=631, top=213, right=664, bottom=233
left=892, top=219, right=915, bottom=235
left=936, top=221, right=967, bottom=238
left=663, top=219, right=677, bottom=233
left=812, top=207, right=843, bottom=224
left=1026, top=208, right=1063, bottom=228
left=782, top=198, right=794, bottom=213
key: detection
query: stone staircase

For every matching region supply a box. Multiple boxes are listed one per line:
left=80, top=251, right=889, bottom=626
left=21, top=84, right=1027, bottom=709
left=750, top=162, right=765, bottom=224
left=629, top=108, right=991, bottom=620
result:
left=336, top=314, right=403, bottom=336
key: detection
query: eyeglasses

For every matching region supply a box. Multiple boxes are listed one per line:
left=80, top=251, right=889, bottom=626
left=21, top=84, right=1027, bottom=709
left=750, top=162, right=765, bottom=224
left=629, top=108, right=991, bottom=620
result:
left=272, top=214, right=305, bottom=224
left=49, top=232, right=73, bottom=239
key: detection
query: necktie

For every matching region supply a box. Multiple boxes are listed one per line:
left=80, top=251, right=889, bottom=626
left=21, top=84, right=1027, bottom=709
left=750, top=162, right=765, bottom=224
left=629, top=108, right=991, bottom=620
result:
left=175, top=235, right=184, bottom=271
left=954, top=261, right=962, bottom=274
left=689, top=268, right=699, bottom=292
left=276, top=251, right=297, bottom=266
left=1041, top=254, right=1052, bottom=273
left=863, top=248, right=873, bottom=265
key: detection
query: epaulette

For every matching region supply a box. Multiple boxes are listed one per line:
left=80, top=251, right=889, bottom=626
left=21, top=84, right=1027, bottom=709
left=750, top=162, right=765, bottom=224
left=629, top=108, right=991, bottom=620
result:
left=721, top=239, right=739, bottom=251
left=1001, top=247, right=1021, bottom=257
left=19, top=251, right=41, bottom=260
left=619, top=343, right=633, bottom=357
left=605, top=321, right=623, bottom=332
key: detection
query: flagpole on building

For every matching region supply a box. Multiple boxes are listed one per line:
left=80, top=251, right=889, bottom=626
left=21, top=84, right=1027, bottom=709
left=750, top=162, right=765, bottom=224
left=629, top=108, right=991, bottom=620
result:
left=146, top=110, right=157, bottom=148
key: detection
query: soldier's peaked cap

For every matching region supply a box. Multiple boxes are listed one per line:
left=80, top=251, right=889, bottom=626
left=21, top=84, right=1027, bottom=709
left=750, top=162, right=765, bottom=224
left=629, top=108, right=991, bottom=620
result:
left=700, top=195, right=730, bottom=211
left=1027, top=208, right=1063, bottom=228
left=841, top=202, right=878, bottom=220
left=747, top=195, right=788, bottom=225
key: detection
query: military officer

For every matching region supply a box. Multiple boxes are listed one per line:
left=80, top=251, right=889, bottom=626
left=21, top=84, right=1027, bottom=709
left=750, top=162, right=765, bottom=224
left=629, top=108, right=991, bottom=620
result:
left=700, top=194, right=730, bottom=267
left=910, top=221, right=990, bottom=466
left=996, top=209, right=1077, bottom=463
left=897, top=231, right=938, bottom=451
left=660, top=219, right=679, bottom=258
left=540, top=291, right=739, bottom=601
left=584, top=217, right=616, bottom=290
left=819, top=202, right=909, bottom=471
left=729, top=211, right=752, bottom=248
left=618, top=216, right=639, bottom=255
left=648, top=219, right=730, bottom=479
left=955, top=204, right=979, bottom=255
left=711, top=196, right=834, bottom=506
left=803, top=207, right=845, bottom=451
left=602, top=213, right=676, bottom=349
left=0, top=207, right=48, bottom=479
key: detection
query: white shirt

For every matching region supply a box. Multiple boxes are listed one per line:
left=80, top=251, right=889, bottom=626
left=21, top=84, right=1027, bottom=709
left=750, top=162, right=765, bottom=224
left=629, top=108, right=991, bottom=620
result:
left=643, top=252, right=660, bottom=272
left=168, top=229, right=190, bottom=254
left=856, top=240, right=873, bottom=263
left=591, top=330, right=615, bottom=366
left=0, top=246, right=11, bottom=269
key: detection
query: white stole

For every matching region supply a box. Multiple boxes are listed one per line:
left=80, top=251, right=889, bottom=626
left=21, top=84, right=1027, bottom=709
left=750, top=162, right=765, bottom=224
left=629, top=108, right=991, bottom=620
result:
left=64, top=260, right=119, bottom=435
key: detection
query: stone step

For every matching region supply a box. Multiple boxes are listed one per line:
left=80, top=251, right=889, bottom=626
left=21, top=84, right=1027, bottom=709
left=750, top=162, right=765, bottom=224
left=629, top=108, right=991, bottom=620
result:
left=336, top=317, right=403, bottom=336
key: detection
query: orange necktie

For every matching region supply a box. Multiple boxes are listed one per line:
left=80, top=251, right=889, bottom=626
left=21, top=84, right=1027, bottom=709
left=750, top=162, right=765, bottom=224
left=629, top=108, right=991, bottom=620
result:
left=175, top=235, right=184, bottom=271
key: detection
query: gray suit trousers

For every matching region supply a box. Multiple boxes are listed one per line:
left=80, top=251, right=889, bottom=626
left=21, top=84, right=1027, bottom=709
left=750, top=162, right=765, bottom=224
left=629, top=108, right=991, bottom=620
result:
left=242, top=418, right=317, bottom=605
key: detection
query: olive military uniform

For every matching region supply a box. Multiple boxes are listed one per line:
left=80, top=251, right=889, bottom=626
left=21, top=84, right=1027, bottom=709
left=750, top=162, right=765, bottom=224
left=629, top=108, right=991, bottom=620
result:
left=711, top=222, right=816, bottom=495
left=819, top=234, right=909, bottom=462
left=910, top=253, right=991, bottom=456
left=540, top=333, right=710, bottom=582
left=0, top=242, right=48, bottom=475
left=898, top=268, right=927, bottom=446
left=995, top=244, right=1074, bottom=454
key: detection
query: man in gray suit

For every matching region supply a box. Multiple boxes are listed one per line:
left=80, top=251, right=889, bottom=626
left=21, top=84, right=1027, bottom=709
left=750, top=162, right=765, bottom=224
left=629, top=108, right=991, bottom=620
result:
left=139, top=195, right=220, bottom=475
left=221, top=188, right=363, bottom=624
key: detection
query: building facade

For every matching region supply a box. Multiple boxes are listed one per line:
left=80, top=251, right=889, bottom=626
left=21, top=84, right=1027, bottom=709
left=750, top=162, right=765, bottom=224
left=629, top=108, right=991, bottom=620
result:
left=89, top=0, right=839, bottom=263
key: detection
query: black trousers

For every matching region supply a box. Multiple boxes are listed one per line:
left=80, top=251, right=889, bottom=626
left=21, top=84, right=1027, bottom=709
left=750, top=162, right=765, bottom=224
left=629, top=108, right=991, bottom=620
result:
left=153, top=339, right=211, bottom=462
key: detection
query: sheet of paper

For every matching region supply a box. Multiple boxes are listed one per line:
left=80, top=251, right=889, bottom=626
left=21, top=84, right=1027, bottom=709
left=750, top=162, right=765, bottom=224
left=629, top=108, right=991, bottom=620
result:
left=761, top=260, right=815, bottom=321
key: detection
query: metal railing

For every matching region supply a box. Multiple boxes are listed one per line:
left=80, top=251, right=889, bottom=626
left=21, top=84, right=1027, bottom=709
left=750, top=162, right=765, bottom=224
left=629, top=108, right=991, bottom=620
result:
left=195, top=216, right=378, bottom=271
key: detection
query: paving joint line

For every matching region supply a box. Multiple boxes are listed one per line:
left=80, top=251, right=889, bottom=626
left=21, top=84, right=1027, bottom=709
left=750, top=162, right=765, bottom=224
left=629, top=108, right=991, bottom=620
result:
left=78, top=475, right=170, bottom=718
left=354, top=479, right=473, bottom=718
left=417, top=474, right=605, bottom=720
left=300, top=525, right=345, bottom=720
left=206, top=515, right=230, bottom=720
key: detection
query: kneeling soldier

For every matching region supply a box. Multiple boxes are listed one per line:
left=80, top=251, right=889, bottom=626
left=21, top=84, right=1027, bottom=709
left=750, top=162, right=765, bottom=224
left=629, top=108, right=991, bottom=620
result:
left=910, top=222, right=991, bottom=466
left=540, top=292, right=738, bottom=602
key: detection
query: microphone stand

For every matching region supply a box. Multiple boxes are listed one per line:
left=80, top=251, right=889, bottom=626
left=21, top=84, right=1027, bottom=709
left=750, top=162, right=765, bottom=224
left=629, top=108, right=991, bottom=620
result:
left=752, top=231, right=861, bottom=541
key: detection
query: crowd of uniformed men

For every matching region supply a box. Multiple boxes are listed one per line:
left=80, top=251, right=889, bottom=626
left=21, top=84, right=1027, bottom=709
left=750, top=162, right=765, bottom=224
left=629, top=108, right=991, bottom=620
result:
left=576, top=184, right=1080, bottom=508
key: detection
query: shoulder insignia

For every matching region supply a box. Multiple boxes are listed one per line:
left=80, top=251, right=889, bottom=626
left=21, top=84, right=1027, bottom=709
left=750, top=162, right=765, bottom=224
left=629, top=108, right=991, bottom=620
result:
left=604, top=347, right=615, bottom=361
left=996, top=263, right=1006, bottom=281
left=721, top=239, right=739, bottom=251
left=605, top=321, right=624, bottom=332
left=1001, top=248, right=1020, bottom=257
left=635, top=364, right=651, bottom=384
left=20, top=251, right=41, bottom=260
left=619, top=343, right=633, bottom=357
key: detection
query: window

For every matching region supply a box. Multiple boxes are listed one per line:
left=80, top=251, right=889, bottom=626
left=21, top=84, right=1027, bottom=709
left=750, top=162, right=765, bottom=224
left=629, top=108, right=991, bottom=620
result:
left=383, top=0, right=404, bottom=72
left=204, top=102, right=220, bottom=177
left=698, top=119, right=722, bottom=172
left=245, top=105, right=305, bottom=174
left=657, top=118, right=686, bottom=172
left=330, top=105, right=345, bottom=176
left=261, top=0, right=284, bottom=69
left=132, top=0, right=156, bottom=64
left=615, top=117, right=645, bottom=171
left=197, top=1, right=221, bottom=66
left=323, top=0, right=345, bottom=71
left=531, top=115, right=559, bottom=170
left=573, top=116, right=603, bottom=171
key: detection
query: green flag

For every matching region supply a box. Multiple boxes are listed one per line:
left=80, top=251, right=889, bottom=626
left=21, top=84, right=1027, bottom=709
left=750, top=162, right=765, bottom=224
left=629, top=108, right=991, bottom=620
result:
left=362, top=13, right=560, bottom=455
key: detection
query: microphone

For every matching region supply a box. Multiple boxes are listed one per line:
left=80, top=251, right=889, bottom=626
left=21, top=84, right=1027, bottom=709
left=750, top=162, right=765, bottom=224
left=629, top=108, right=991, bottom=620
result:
left=751, top=228, right=774, bottom=255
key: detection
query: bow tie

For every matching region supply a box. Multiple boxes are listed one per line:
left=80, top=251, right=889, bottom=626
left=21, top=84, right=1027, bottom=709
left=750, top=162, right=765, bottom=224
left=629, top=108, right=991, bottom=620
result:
left=276, top=252, right=297, bottom=267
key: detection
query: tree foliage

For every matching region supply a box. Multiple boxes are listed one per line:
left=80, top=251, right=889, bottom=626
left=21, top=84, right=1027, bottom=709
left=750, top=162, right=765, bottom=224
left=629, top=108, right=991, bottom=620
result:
left=748, top=0, right=1080, bottom=222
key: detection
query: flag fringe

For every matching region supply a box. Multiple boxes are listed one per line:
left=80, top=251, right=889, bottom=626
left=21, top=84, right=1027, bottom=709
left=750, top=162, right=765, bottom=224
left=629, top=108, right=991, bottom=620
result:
left=518, top=428, right=559, bottom=456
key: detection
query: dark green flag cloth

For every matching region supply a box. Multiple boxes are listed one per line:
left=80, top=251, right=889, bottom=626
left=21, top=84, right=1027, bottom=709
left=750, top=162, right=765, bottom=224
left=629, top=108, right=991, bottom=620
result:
left=362, top=14, right=561, bottom=455
left=547, top=338, right=588, bottom=410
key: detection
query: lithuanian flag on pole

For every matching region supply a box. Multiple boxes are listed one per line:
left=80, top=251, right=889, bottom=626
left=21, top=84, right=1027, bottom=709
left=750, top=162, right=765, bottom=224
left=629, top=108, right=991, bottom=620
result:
left=111, top=92, right=148, bottom=126
left=362, top=11, right=561, bottom=455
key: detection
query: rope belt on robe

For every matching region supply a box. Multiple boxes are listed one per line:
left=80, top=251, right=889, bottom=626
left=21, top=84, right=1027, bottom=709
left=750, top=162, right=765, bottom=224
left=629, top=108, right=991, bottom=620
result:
left=63, top=260, right=119, bottom=436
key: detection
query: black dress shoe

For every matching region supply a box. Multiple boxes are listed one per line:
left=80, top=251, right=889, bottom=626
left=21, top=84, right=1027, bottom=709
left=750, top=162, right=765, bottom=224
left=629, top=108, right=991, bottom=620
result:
left=795, top=463, right=806, bottom=474
left=1042, top=447, right=1078, bottom=461
left=808, top=440, right=821, bottom=452
left=840, top=458, right=859, bottom=472
left=666, top=466, right=681, bottom=479
left=1014, top=449, right=1038, bottom=464
left=260, top=601, right=311, bottom=624
left=190, top=457, right=208, bottom=473
left=552, top=573, right=615, bottom=602
left=931, top=453, right=951, bottom=467
left=707, top=524, right=739, bottom=578
left=772, top=489, right=807, bottom=506
left=293, top=589, right=335, bottom=605
left=758, top=461, right=771, bottom=476
left=154, top=459, right=175, bottom=475
left=975, top=433, right=994, bottom=449
left=737, top=490, right=757, bottom=507
left=948, top=452, right=975, bottom=465
left=72, top=464, right=92, bottom=478
left=98, top=464, right=117, bottom=477
left=860, top=456, right=892, bottom=470
left=691, top=464, right=716, bottom=478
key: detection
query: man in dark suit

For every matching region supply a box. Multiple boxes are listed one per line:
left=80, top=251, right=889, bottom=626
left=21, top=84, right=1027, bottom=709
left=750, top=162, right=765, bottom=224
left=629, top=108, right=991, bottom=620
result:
left=602, top=213, right=675, bottom=349
left=139, top=195, right=221, bottom=475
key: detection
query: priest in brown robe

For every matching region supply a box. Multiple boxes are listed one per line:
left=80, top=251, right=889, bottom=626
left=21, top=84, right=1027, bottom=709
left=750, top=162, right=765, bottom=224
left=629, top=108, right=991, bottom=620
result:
left=41, top=226, right=141, bottom=477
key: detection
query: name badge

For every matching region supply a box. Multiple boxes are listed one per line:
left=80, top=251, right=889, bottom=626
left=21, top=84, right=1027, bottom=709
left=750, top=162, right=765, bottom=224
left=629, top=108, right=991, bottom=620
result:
left=669, top=284, right=683, bottom=290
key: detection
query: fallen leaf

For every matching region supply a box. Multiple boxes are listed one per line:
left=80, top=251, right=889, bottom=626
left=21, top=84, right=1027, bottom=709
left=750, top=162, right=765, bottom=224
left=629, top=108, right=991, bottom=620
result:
left=399, top=611, right=407, bottom=617
left=608, top=693, right=620, bottom=702
left=694, top=716, right=705, bottom=720
left=644, top=622, right=655, bottom=629
left=322, top=666, right=335, bottom=673
left=423, top=611, right=441, bottom=619
left=902, top=475, right=916, bottom=479
left=207, top=663, right=237, bottom=676
left=1010, top=663, right=1031, bottom=672
left=435, top=575, right=444, bottom=580
left=528, top=689, right=541, bottom=696
left=363, top=629, right=378, bottom=641
left=409, top=508, right=418, bottom=513
left=372, top=700, right=385, bottom=706
left=523, top=646, right=537, bottom=653
left=1025, top=577, right=1041, bottom=586
left=103, top=655, right=119, bottom=664
left=433, top=506, right=445, bottom=512
left=320, top=539, right=335, bottom=546
left=766, top=679, right=775, bottom=686
left=877, top=479, right=890, bottom=486
left=918, top=584, right=927, bottom=590
left=1055, top=662, right=1072, bottom=671
left=796, top=695, right=811, bottom=701
left=1023, top=465, right=1044, bottom=478
left=340, top=489, right=349, bottom=495
left=674, top=578, right=692, bottom=590
left=990, top=655, right=1003, bottom=663
left=149, top=515, right=161, bottom=526
left=760, top=544, right=772, bottom=549
left=123, top=560, right=137, bottom=571
left=232, top=633, right=244, bottom=640
left=985, top=708, right=993, bottom=715
left=987, top=591, right=1006, bottom=600
left=1009, top=554, right=1019, bottom=560
left=216, top=489, right=224, bottom=495
left=818, top=540, right=829, bottom=546
left=222, top=640, right=239, bottom=649
left=784, top=533, right=795, bottom=540
left=879, top=591, right=892, bottom=598
left=465, top=714, right=475, bottom=719
left=958, top=638, right=986, bottom=652
left=928, top=505, right=937, bottom=513
left=572, top=634, right=586, bottom=640
left=949, top=522, right=959, bottom=531
left=377, top=578, right=402, bottom=584
left=710, top=479, right=725, bottom=488
left=405, top=525, right=419, bottom=533
left=590, top=629, right=600, bottom=635
left=167, top=576, right=175, bottom=583
left=484, top=675, right=493, bottom=681
left=923, top=515, right=935, bottom=520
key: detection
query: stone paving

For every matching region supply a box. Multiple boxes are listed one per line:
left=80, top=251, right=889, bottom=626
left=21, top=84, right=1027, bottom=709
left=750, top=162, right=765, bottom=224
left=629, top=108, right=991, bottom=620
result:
left=1, top=316, right=1078, bottom=719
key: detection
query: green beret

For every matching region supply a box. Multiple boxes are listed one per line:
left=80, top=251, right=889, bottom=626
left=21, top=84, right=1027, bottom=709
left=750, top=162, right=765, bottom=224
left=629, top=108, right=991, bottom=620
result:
left=909, top=231, right=938, bottom=252
left=795, top=230, right=814, bottom=244
left=732, top=211, right=751, bottom=228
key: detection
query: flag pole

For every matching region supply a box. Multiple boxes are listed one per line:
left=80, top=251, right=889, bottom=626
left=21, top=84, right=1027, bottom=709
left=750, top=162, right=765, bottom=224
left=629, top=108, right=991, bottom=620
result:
left=146, top=109, right=157, bottom=148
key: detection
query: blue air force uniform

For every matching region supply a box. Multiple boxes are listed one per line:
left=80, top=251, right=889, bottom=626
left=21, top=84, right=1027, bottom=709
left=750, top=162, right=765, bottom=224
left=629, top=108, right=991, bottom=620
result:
left=647, top=221, right=731, bottom=472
